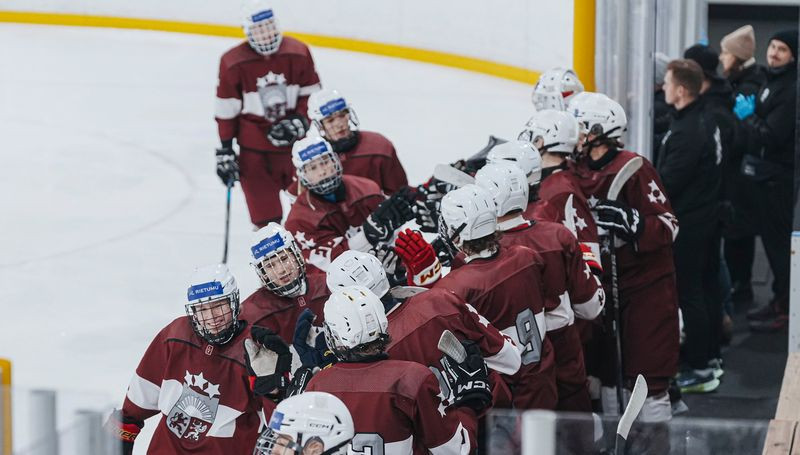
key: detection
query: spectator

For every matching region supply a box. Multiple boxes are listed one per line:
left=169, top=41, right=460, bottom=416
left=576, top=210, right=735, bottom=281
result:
left=719, top=25, right=768, bottom=307
left=653, top=52, right=675, bottom=165
left=658, top=59, right=722, bottom=393
left=737, top=30, right=798, bottom=332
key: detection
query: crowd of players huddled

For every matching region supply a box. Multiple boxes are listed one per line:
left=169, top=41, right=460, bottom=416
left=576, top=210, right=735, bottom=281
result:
left=105, top=1, right=798, bottom=454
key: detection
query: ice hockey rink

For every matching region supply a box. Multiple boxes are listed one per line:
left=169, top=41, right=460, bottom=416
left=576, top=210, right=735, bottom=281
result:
left=0, top=23, right=534, bottom=451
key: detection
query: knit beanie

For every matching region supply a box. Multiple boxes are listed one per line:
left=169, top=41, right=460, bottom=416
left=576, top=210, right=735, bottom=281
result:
left=654, top=52, right=670, bottom=85
left=721, top=25, right=755, bottom=61
left=684, top=44, right=720, bottom=79
left=770, top=29, right=798, bottom=59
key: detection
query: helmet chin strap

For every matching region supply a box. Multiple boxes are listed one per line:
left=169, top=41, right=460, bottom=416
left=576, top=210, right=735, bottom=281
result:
left=582, top=125, right=621, bottom=151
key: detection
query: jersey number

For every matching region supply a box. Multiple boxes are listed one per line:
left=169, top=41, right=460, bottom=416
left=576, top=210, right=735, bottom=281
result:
left=351, top=433, right=385, bottom=455
left=516, top=309, right=542, bottom=365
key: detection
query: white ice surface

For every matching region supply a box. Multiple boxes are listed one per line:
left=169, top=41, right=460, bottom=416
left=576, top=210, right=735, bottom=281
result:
left=0, top=24, right=532, bottom=452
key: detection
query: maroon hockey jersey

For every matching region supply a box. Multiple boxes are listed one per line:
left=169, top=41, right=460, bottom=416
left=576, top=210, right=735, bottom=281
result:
left=122, top=318, right=267, bottom=454
left=339, top=131, right=409, bottom=194
left=524, top=198, right=560, bottom=223
left=434, top=245, right=557, bottom=410
left=284, top=175, right=384, bottom=274
left=215, top=38, right=321, bottom=152
left=306, top=360, right=473, bottom=454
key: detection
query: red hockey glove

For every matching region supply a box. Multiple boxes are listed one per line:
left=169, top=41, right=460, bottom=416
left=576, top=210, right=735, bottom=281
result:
left=394, top=229, right=442, bottom=287
left=579, top=242, right=603, bottom=276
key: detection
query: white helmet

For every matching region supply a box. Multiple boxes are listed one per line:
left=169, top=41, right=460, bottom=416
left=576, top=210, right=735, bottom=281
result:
left=475, top=162, right=529, bottom=217
left=518, top=109, right=580, bottom=155
left=567, top=92, right=627, bottom=141
left=532, top=68, right=584, bottom=111
left=254, top=391, right=354, bottom=455
left=186, top=264, right=241, bottom=345
left=242, top=1, right=282, bottom=56
left=291, top=136, right=343, bottom=195
left=307, top=89, right=361, bottom=133
left=439, top=184, right=497, bottom=251
left=250, top=223, right=307, bottom=298
left=327, top=250, right=390, bottom=299
left=323, top=286, right=389, bottom=361
left=486, top=140, right=542, bottom=186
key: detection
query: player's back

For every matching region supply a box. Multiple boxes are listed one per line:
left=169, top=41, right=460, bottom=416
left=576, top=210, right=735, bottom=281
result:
left=306, top=359, right=471, bottom=455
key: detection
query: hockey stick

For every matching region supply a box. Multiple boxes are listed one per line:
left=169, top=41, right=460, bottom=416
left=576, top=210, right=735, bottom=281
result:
left=602, top=156, right=643, bottom=414
left=615, top=374, right=648, bottom=455
left=466, top=135, right=508, bottom=166
left=433, top=164, right=475, bottom=188
left=437, top=330, right=467, bottom=363
left=222, top=180, right=233, bottom=264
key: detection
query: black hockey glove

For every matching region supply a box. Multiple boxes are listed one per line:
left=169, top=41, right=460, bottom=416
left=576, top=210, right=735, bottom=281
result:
left=595, top=199, right=644, bottom=243
left=267, top=113, right=309, bottom=147
left=104, top=409, right=142, bottom=455
left=215, top=145, right=239, bottom=186
left=293, top=309, right=336, bottom=369
left=430, top=235, right=454, bottom=268
left=285, top=366, right=316, bottom=398
left=440, top=340, right=493, bottom=412
left=244, top=326, right=292, bottom=399
left=362, top=188, right=415, bottom=245
left=372, top=244, right=407, bottom=287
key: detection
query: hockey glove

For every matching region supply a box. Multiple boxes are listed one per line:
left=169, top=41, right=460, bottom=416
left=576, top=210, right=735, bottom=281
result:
left=104, top=409, right=142, bottom=455
left=215, top=145, right=239, bottom=186
left=372, top=244, right=407, bottom=287
left=267, top=113, right=309, bottom=147
left=285, top=366, right=316, bottom=398
left=362, top=188, right=415, bottom=245
left=430, top=235, right=454, bottom=268
left=594, top=199, right=644, bottom=243
left=394, top=229, right=442, bottom=287
left=293, top=309, right=336, bottom=369
left=244, top=326, right=292, bottom=399
left=440, top=340, right=493, bottom=412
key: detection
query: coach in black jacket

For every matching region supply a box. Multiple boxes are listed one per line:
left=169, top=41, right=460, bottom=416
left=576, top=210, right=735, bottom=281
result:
left=657, top=59, right=722, bottom=392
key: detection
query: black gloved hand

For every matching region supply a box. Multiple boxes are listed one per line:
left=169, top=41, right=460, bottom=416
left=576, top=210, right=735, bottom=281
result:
left=104, top=409, right=142, bottom=455
left=267, top=113, right=309, bottom=147
left=285, top=366, right=316, bottom=398
left=595, top=199, right=644, bottom=242
left=244, top=326, right=292, bottom=399
left=363, top=188, right=415, bottom=245
left=215, top=146, right=239, bottom=185
left=430, top=236, right=454, bottom=267
left=293, top=309, right=336, bottom=369
left=440, top=340, right=493, bottom=412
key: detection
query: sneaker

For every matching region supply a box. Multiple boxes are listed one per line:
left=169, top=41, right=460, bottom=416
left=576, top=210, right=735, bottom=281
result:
left=748, top=313, right=789, bottom=333
left=676, top=369, right=720, bottom=393
left=708, top=358, right=724, bottom=379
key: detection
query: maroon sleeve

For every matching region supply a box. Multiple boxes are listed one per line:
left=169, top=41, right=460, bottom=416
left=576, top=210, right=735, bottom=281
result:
left=122, top=328, right=170, bottom=423
left=293, top=51, right=321, bottom=119
left=215, top=58, right=242, bottom=143
left=623, top=163, right=679, bottom=254
left=560, top=230, right=604, bottom=319
left=381, top=144, right=409, bottom=193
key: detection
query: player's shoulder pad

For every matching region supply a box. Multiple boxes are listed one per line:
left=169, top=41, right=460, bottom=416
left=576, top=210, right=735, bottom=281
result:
left=342, top=174, right=383, bottom=198
left=383, top=359, right=441, bottom=397
left=160, top=316, right=199, bottom=343
left=349, top=131, right=396, bottom=158
left=278, top=35, right=314, bottom=57
left=220, top=41, right=263, bottom=69
left=407, top=288, right=463, bottom=315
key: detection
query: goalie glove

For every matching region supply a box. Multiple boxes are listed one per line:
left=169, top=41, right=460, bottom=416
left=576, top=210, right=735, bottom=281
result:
left=104, top=410, right=142, bottom=455
left=244, top=326, right=292, bottom=399
left=439, top=340, right=493, bottom=413
left=394, top=229, right=442, bottom=287
left=362, top=188, right=415, bottom=246
left=215, top=145, right=239, bottom=186
left=293, top=309, right=336, bottom=370
left=594, top=199, right=644, bottom=243
left=267, top=113, right=309, bottom=147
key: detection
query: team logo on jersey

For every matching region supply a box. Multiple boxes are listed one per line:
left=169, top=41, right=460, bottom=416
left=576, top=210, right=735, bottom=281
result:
left=257, top=71, right=288, bottom=122
left=647, top=180, right=666, bottom=204
left=166, top=371, right=221, bottom=442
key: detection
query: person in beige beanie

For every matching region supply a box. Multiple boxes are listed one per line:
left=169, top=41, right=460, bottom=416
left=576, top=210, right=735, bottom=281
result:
left=720, top=25, right=757, bottom=78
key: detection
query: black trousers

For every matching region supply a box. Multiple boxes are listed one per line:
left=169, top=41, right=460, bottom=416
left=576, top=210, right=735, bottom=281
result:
left=674, top=220, right=722, bottom=370
left=752, top=174, right=794, bottom=304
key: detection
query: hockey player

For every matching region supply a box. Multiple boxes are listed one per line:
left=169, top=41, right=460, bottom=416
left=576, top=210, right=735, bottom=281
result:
left=240, top=223, right=330, bottom=347
left=531, top=67, right=585, bottom=111
left=305, top=286, right=479, bottom=454
left=109, top=265, right=270, bottom=453
left=431, top=184, right=557, bottom=410
left=520, top=108, right=602, bottom=274
left=474, top=162, right=604, bottom=412
left=215, top=1, right=321, bottom=227
left=283, top=136, right=415, bottom=274
left=569, top=92, right=680, bottom=421
left=253, top=391, right=354, bottom=455
left=307, top=89, right=408, bottom=194
left=485, top=140, right=560, bottom=222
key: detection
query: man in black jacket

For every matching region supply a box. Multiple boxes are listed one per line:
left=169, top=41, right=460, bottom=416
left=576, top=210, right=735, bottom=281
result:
left=736, top=30, right=798, bottom=332
left=658, top=59, right=722, bottom=393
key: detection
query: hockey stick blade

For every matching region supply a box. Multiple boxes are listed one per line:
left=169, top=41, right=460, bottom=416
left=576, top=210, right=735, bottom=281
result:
left=389, top=286, right=429, bottom=299
left=433, top=164, right=475, bottom=188
left=615, top=374, right=648, bottom=455
left=467, top=135, right=508, bottom=164
left=437, top=330, right=467, bottom=363
left=607, top=156, right=643, bottom=202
